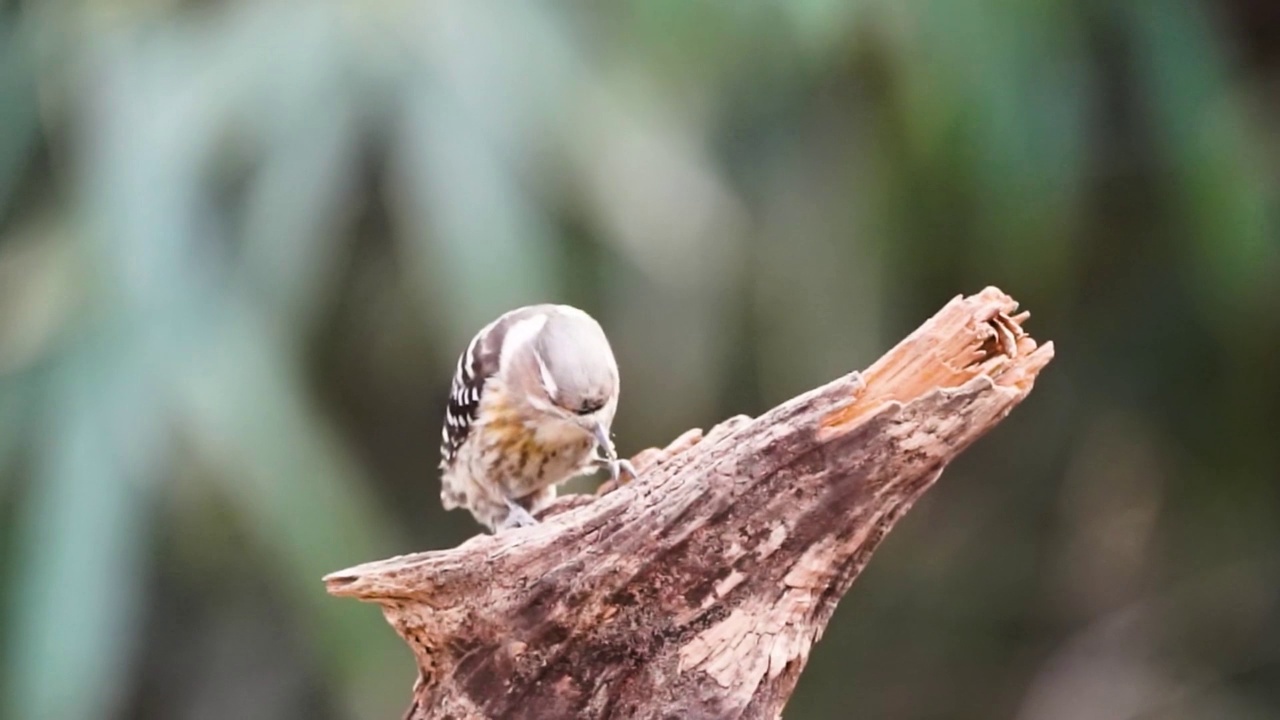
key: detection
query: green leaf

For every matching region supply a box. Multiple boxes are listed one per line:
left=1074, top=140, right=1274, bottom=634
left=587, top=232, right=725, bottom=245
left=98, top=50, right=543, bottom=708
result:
left=0, top=14, right=40, bottom=216
left=4, top=330, right=163, bottom=720
left=1125, top=0, right=1278, bottom=318
left=178, top=300, right=409, bottom=720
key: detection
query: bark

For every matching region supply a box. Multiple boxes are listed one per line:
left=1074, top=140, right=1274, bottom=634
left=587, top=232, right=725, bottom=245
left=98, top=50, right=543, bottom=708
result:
left=324, top=287, right=1055, bottom=720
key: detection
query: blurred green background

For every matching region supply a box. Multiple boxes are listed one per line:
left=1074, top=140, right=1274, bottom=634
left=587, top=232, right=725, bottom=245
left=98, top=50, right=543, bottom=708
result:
left=1, top=1, right=1277, bottom=718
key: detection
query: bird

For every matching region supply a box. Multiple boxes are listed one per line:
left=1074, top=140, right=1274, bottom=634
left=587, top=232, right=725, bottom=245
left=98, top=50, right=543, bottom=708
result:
left=438, top=304, right=635, bottom=531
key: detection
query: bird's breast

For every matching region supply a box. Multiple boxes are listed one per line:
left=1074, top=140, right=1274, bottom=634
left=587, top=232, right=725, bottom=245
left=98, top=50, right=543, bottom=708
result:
left=472, top=392, right=596, bottom=494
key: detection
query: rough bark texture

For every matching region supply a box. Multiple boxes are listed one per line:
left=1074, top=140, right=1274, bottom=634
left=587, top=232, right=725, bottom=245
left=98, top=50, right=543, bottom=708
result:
left=325, top=287, right=1055, bottom=720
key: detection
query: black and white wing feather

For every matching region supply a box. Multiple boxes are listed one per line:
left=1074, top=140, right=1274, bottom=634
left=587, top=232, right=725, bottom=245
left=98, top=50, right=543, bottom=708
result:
left=438, top=305, right=554, bottom=469
left=439, top=328, right=496, bottom=470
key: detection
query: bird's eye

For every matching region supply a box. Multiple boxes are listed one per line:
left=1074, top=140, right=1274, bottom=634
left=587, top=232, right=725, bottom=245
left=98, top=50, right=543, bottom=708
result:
left=575, top=398, right=606, bottom=415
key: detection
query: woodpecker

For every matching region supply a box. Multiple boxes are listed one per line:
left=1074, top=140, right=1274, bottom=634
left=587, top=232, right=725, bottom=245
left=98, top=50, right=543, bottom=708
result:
left=439, top=304, right=634, bottom=531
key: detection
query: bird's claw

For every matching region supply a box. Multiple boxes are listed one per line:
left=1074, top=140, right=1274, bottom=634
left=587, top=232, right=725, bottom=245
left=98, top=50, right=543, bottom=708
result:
left=612, top=458, right=637, bottom=484
left=500, top=497, right=540, bottom=530
left=594, top=454, right=637, bottom=485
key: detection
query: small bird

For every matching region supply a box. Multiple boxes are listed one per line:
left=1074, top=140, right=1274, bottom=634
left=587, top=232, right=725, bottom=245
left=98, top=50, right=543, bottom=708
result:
left=439, top=304, right=634, bottom=531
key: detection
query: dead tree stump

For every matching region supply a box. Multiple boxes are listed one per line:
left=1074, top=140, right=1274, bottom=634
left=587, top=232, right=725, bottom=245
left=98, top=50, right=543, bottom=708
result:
left=324, top=287, right=1054, bottom=719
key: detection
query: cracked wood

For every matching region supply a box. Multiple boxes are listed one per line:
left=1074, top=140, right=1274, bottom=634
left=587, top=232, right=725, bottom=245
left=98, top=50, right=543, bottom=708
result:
left=325, top=286, right=1055, bottom=720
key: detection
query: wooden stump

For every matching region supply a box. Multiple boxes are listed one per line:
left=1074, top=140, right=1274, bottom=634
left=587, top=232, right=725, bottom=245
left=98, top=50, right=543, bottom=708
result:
left=325, top=287, right=1055, bottom=720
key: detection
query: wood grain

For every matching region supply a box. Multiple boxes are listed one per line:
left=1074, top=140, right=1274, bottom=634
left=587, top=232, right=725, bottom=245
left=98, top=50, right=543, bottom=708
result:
left=324, top=286, right=1055, bottom=720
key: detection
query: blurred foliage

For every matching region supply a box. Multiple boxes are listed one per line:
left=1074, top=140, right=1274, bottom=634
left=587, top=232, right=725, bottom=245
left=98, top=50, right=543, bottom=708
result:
left=0, top=0, right=1277, bottom=718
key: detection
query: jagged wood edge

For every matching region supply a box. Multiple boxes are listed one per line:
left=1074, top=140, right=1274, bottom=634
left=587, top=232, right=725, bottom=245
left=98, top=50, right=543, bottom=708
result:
left=325, top=287, right=1054, bottom=720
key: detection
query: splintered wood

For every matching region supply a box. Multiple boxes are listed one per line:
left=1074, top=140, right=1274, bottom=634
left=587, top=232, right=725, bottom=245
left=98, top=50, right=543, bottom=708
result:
left=325, top=286, right=1054, bottom=720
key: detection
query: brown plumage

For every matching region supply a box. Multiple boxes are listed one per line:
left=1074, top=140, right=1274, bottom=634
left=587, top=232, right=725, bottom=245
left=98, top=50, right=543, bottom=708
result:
left=438, top=304, right=632, bottom=531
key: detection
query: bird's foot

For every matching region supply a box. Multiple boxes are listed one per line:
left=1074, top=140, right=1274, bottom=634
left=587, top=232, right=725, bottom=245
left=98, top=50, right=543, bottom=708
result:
left=611, top=458, right=637, bottom=484
left=593, top=454, right=638, bottom=496
left=593, top=452, right=637, bottom=483
left=498, top=498, right=540, bottom=530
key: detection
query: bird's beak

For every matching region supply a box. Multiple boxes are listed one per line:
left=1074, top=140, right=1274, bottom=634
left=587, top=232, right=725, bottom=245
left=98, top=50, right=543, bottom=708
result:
left=592, top=420, right=615, bottom=459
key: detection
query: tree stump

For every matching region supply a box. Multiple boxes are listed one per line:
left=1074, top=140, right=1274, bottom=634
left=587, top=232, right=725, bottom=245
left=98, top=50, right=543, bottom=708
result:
left=324, top=287, right=1054, bottom=719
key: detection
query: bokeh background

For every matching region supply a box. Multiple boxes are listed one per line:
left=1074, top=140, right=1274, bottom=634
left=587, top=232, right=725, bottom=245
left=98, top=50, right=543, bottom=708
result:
left=1, top=1, right=1278, bottom=719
